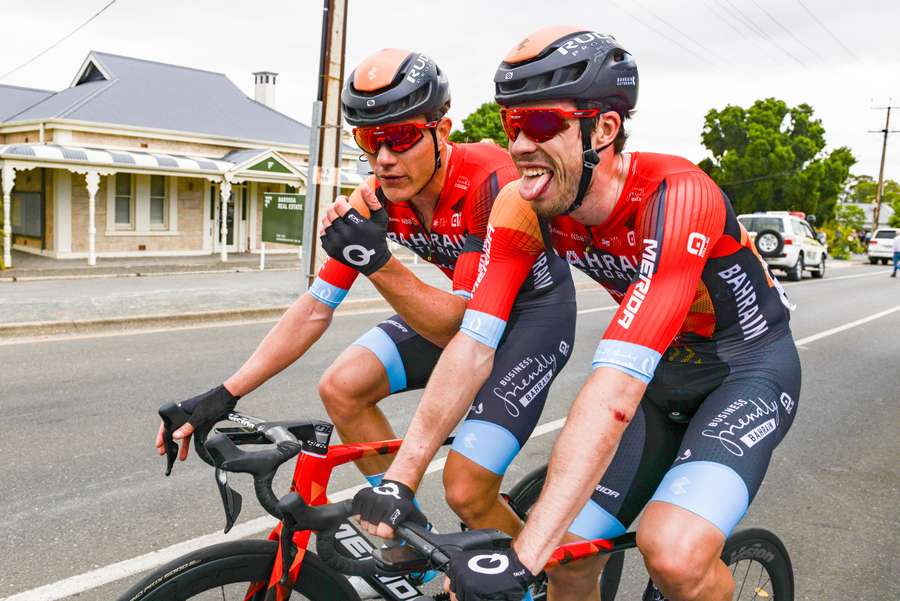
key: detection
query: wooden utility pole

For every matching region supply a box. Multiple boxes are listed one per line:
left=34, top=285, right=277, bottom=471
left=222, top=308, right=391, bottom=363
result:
left=869, top=103, right=900, bottom=230
left=302, top=0, right=349, bottom=288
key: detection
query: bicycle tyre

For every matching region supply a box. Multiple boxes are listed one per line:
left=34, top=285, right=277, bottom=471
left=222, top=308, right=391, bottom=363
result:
left=722, top=528, right=794, bottom=601
left=507, top=465, right=624, bottom=601
left=117, top=539, right=361, bottom=601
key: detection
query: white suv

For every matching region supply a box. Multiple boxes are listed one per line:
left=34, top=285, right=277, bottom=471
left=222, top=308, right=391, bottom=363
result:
left=867, top=228, right=898, bottom=264
left=737, top=211, right=827, bottom=281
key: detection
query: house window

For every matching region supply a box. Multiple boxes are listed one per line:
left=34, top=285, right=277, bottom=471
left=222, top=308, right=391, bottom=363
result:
left=115, top=173, right=134, bottom=229
left=150, top=175, right=167, bottom=229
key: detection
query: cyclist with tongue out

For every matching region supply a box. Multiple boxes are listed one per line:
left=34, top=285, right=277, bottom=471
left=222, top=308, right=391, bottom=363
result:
left=356, top=27, right=801, bottom=601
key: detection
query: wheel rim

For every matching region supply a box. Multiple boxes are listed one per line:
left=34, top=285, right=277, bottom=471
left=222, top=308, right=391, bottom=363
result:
left=757, top=234, right=778, bottom=253
left=731, top=558, right=776, bottom=599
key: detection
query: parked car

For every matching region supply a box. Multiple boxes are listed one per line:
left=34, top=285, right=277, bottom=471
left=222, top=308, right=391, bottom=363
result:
left=866, top=228, right=898, bottom=265
left=737, top=211, right=827, bottom=281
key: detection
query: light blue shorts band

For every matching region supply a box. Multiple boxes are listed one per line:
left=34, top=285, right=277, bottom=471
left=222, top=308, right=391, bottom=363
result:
left=460, top=309, right=506, bottom=349
left=353, top=327, right=407, bottom=393
left=451, top=420, right=520, bottom=476
left=308, top=277, right=349, bottom=309
left=651, top=461, right=750, bottom=536
left=568, top=499, right=627, bottom=540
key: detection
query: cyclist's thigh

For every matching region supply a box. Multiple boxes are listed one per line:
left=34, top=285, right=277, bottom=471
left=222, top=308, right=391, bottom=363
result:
left=650, top=334, right=801, bottom=536
left=567, top=400, right=682, bottom=540
left=451, top=294, right=577, bottom=476
left=349, top=314, right=443, bottom=394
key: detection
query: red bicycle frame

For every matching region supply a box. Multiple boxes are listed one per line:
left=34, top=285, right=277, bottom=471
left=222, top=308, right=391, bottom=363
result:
left=243, top=438, right=404, bottom=601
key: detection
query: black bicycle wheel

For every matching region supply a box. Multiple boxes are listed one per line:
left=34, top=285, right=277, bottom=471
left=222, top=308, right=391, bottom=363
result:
left=117, top=540, right=360, bottom=601
left=722, top=529, right=793, bottom=601
left=507, top=465, right=625, bottom=601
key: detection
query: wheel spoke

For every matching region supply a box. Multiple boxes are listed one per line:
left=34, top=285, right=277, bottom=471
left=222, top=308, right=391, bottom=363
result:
left=735, top=559, right=752, bottom=599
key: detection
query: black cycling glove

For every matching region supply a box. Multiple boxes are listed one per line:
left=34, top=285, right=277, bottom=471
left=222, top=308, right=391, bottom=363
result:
left=351, top=479, right=427, bottom=529
left=320, top=207, right=391, bottom=276
left=447, top=547, right=536, bottom=601
left=179, top=384, right=240, bottom=429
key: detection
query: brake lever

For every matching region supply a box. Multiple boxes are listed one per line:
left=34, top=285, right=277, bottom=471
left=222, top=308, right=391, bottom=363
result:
left=159, top=402, right=191, bottom=476
left=278, top=521, right=296, bottom=586
left=215, top=467, right=243, bottom=533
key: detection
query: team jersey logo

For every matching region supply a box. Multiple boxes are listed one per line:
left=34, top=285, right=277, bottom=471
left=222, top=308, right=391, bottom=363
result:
left=687, top=232, right=709, bottom=257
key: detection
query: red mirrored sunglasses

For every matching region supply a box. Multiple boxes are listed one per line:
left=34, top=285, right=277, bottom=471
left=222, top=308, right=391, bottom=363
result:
left=352, top=121, right=439, bottom=154
left=499, top=107, right=600, bottom=143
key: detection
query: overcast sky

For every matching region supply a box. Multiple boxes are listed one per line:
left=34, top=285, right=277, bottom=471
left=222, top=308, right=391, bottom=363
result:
left=3, top=0, right=899, bottom=182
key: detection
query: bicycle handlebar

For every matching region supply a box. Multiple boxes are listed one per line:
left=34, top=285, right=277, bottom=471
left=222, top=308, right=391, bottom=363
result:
left=158, top=403, right=332, bottom=520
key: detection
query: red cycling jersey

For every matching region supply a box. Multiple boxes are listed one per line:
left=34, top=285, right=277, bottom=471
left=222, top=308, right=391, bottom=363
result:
left=309, top=142, right=518, bottom=307
left=461, top=152, right=792, bottom=383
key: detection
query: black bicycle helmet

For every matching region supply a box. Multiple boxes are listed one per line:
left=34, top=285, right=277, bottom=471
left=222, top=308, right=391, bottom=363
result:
left=342, top=48, right=450, bottom=127
left=494, top=26, right=638, bottom=214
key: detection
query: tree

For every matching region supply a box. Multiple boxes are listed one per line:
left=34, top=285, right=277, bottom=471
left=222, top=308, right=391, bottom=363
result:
left=449, top=102, right=507, bottom=147
left=834, top=204, right=865, bottom=231
left=698, top=98, right=855, bottom=223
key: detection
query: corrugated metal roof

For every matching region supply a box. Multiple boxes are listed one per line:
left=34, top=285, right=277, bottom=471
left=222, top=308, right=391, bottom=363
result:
left=0, top=84, right=54, bottom=121
left=3, top=52, right=314, bottom=147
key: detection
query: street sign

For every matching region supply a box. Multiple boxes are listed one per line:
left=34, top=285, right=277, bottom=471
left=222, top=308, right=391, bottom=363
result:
left=262, top=193, right=304, bottom=246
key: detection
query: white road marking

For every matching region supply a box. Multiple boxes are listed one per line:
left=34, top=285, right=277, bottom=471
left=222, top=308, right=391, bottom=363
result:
left=578, top=306, right=616, bottom=314
left=789, top=269, right=889, bottom=285
left=4, top=299, right=900, bottom=600
left=793, top=304, right=900, bottom=346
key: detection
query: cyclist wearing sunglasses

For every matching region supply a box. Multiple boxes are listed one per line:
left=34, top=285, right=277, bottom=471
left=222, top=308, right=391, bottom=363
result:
left=366, top=27, right=800, bottom=601
left=323, top=49, right=574, bottom=550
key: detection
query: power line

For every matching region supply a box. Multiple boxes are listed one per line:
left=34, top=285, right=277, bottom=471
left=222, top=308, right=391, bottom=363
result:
left=795, top=0, right=861, bottom=62
left=609, top=0, right=712, bottom=65
left=749, top=0, right=826, bottom=62
left=631, top=0, right=728, bottom=65
left=0, top=0, right=120, bottom=82
left=718, top=0, right=809, bottom=68
left=701, top=0, right=781, bottom=62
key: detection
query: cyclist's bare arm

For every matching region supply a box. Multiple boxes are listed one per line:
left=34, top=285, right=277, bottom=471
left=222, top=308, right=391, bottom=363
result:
left=224, top=293, right=335, bottom=396
left=369, top=259, right=467, bottom=347
left=154, top=294, right=334, bottom=457
left=384, top=333, right=495, bottom=493
left=513, top=367, right=646, bottom=573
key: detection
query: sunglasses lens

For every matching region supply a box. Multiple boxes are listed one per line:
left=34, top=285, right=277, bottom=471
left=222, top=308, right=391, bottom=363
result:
left=522, top=111, right=566, bottom=142
left=500, top=110, right=520, bottom=142
left=501, top=110, right=568, bottom=143
left=384, top=125, right=423, bottom=152
left=354, top=124, right=426, bottom=154
left=353, top=128, right=378, bottom=153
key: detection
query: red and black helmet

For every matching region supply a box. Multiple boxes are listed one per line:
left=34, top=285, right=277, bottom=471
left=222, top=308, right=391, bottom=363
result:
left=342, top=49, right=451, bottom=127
left=494, top=26, right=638, bottom=114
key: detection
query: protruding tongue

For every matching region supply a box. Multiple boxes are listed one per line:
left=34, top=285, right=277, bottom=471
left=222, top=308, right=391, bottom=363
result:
left=519, top=172, right=552, bottom=201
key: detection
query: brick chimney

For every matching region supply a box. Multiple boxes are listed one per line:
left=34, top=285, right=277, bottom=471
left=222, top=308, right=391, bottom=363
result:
left=253, top=71, right=278, bottom=108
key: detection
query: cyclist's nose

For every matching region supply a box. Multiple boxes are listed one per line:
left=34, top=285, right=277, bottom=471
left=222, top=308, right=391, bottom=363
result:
left=509, top=130, right=538, bottom=159
left=375, top=144, right=399, bottom=168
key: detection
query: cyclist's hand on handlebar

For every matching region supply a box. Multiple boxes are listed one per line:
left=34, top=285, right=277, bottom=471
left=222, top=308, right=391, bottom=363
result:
left=155, top=420, right=195, bottom=461
left=445, top=547, right=536, bottom=601
left=351, top=479, right=426, bottom=538
left=154, top=384, right=240, bottom=460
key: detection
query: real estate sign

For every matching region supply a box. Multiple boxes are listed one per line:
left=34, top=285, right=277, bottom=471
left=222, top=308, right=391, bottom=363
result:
left=262, top=193, right=304, bottom=246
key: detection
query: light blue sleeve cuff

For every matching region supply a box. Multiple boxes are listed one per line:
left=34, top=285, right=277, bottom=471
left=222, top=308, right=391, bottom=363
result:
left=460, top=309, right=506, bottom=349
left=308, top=277, right=349, bottom=309
left=452, top=289, right=473, bottom=299
left=592, top=339, right=661, bottom=384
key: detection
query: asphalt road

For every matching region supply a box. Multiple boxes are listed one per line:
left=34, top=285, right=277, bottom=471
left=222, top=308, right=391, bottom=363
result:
left=1, top=261, right=898, bottom=600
